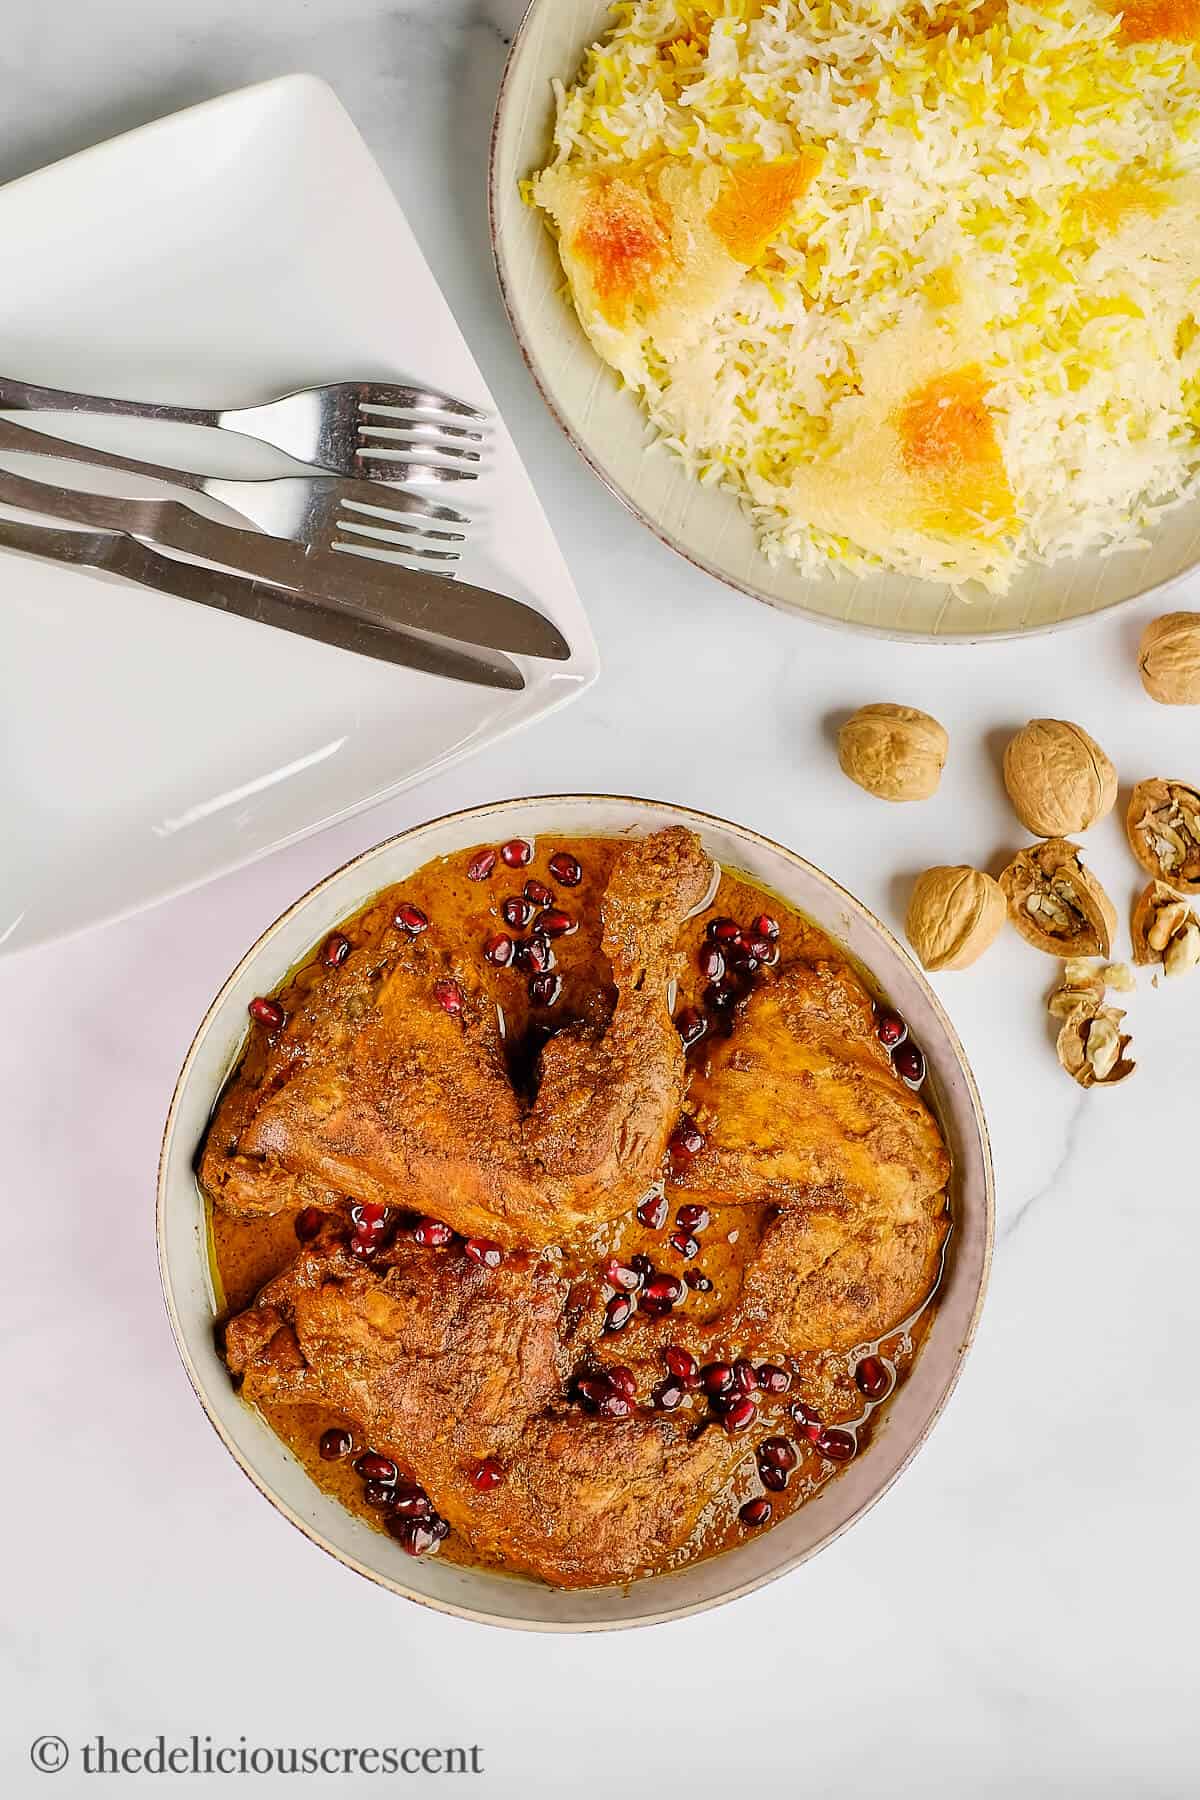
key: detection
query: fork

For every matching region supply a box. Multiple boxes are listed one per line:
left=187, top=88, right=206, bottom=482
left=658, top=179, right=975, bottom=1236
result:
left=0, top=374, right=488, bottom=481
left=0, top=416, right=469, bottom=564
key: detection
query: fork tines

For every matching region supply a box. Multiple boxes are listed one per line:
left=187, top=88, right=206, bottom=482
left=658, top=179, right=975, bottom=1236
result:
left=356, top=384, right=488, bottom=422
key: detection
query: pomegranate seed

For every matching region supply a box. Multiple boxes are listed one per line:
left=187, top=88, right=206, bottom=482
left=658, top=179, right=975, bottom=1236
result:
left=248, top=996, right=284, bottom=1030
left=739, top=1495, right=773, bottom=1527
left=641, top=1274, right=683, bottom=1308
left=746, top=936, right=774, bottom=962
left=434, top=978, right=463, bottom=1015
left=669, top=1115, right=705, bottom=1161
left=753, top=913, right=780, bottom=940
left=893, top=1042, right=926, bottom=1088
left=295, top=1206, right=325, bottom=1243
left=729, top=952, right=760, bottom=980
left=630, top=1253, right=654, bottom=1276
left=483, top=932, right=514, bottom=967
left=470, top=1458, right=504, bottom=1492
left=604, top=1294, right=634, bottom=1333
left=676, top=1007, right=708, bottom=1048
left=500, top=838, right=532, bottom=868
left=529, top=972, right=562, bottom=1007
left=390, top=1481, right=433, bottom=1517
left=758, top=1437, right=797, bottom=1471
left=816, top=1428, right=857, bottom=1463
left=350, top=1202, right=389, bottom=1234
left=664, top=1346, right=698, bottom=1384
left=676, top=1204, right=710, bottom=1234
left=347, top=1234, right=377, bottom=1260
left=394, top=901, right=428, bottom=935
left=502, top=895, right=535, bottom=929
left=704, top=982, right=735, bottom=1013
left=602, top=1258, right=642, bottom=1293
left=685, top=1270, right=713, bottom=1292
left=669, top=1230, right=699, bottom=1259
left=319, top=1427, right=354, bottom=1460
left=355, top=1452, right=398, bottom=1484
left=791, top=1401, right=823, bottom=1442
left=573, top=1377, right=611, bottom=1414
left=698, top=944, right=726, bottom=980
left=364, top=1478, right=398, bottom=1507
left=708, top=917, right=740, bottom=943
left=540, top=909, right=576, bottom=938
left=876, top=1010, right=908, bottom=1048
left=548, top=852, right=583, bottom=887
left=515, top=933, right=554, bottom=973
left=320, top=933, right=351, bottom=968
left=637, top=1194, right=668, bottom=1231
left=390, top=1517, right=441, bottom=1556
left=607, top=1366, right=637, bottom=1400
left=855, top=1356, right=892, bottom=1400
left=761, top=1464, right=789, bottom=1492
left=653, top=1378, right=685, bottom=1411
left=723, top=1397, right=757, bottom=1434
left=702, top=1362, right=735, bottom=1397
left=524, top=878, right=554, bottom=907
left=464, top=1238, right=503, bottom=1269
left=467, top=847, right=497, bottom=882
left=756, top=1364, right=791, bottom=1395
left=598, top=1390, right=633, bottom=1420
left=413, top=1217, right=455, bottom=1248
left=733, top=1358, right=760, bottom=1395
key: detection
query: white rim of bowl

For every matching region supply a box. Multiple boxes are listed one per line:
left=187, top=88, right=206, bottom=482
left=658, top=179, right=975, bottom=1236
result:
left=158, top=793, right=995, bottom=1630
left=487, top=0, right=1193, bottom=645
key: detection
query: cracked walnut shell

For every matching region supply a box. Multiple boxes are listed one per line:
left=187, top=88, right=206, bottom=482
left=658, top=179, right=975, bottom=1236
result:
left=1131, top=880, right=1200, bottom=977
left=837, top=704, right=948, bottom=802
left=1054, top=1000, right=1136, bottom=1089
left=999, top=838, right=1117, bottom=958
left=1002, top=718, right=1117, bottom=837
left=1126, top=780, right=1200, bottom=895
left=905, top=866, right=1006, bottom=970
left=1138, top=613, right=1200, bottom=706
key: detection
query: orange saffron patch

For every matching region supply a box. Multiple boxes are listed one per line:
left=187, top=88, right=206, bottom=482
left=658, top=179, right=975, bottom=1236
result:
left=571, top=181, right=672, bottom=326
left=708, top=157, right=821, bottom=266
left=896, top=366, right=1014, bottom=535
left=1076, top=178, right=1166, bottom=232
left=1113, top=0, right=1200, bottom=41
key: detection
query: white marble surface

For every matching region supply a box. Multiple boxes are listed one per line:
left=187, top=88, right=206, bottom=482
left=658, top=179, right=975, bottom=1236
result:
left=3, top=3, right=1198, bottom=1794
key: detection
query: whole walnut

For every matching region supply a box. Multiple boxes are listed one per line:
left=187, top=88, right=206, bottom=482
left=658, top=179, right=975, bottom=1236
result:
left=905, top=866, right=1006, bottom=970
left=1002, top=719, right=1117, bottom=836
left=837, top=704, right=948, bottom=802
left=1138, top=612, right=1200, bottom=705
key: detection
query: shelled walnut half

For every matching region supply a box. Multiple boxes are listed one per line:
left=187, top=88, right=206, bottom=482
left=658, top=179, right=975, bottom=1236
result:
left=1132, top=880, right=1200, bottom=978
left=1126, top=780, right=1200, bottom=895
left=999, top=838, right=1117, bottom=958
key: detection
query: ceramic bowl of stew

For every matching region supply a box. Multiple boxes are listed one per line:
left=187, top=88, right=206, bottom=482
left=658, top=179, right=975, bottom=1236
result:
left=158, top=794, right=993, bottom=1631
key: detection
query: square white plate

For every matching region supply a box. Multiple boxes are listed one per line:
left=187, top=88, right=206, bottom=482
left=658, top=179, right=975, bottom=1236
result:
left=0, top=74, right=597, bottom=957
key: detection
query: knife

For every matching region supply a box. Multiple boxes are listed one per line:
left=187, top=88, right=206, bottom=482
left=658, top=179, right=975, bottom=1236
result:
left=0, top=513, right=525, bottom=690
left=0, top=445, right=570, bottom=662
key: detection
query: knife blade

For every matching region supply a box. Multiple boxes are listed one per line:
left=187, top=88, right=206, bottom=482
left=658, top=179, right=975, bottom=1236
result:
left=0, top=457, right=570, bottom=662
left=0, top=513, right=525, bottom=690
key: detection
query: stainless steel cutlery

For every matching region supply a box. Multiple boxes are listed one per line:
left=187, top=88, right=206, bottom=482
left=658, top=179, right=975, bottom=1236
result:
left=0, top=373, right=486, bottom=480
left=0, top=512, right=525, bottom=690
left=0, top=417, right=470, bottom=563
left=0, top=465, right=570, bottom=662
left=0, top=364, right=575, bottom=679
